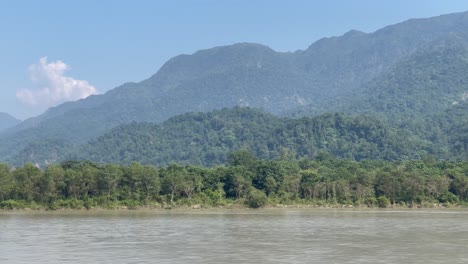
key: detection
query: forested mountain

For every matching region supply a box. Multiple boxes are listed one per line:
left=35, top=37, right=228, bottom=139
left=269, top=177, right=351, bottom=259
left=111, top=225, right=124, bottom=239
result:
left=2, top=11, right=468, bottom=164
left=427, top=102, right=468, bottom=159
left=0, top=113, right=20, bottom=132
left=72, top=108, right=417, bottom=166
left=10, top=107, right=429, bottom=167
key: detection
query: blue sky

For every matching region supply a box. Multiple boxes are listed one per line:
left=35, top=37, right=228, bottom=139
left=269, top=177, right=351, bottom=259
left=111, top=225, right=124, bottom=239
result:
left=2, top=0, right=468, bottom=119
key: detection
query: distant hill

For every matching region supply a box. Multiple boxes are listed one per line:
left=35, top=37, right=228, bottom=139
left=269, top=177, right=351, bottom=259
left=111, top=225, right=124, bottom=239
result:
left=9, top=107, right=428, bottom=166
left=2, top=10, right=468, bottom=164
left=425, top=102, right=468, bottom=160
left=0, top=113, right=20, bottom=132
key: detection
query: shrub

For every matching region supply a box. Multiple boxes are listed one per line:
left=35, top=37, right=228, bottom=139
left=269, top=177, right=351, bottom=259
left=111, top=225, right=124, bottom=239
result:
left=120, top=199, right=140, bottom=209
left=377, top=196, right=390, bottom=208
left=246, top=188, right=267, bottom=208
left=437, top=192, right=459, bottom=204
left=57, top=199, right=84, bottom=209
left=365, top=197, right=377, bottom=207
left=0, top=200, right=21, bottom=209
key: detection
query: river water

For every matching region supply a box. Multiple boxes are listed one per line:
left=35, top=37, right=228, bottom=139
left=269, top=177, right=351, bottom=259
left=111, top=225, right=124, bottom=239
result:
left=1, top=209, right=467, bottom=263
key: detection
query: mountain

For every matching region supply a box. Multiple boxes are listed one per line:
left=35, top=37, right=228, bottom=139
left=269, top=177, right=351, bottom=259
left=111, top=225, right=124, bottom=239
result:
left=10, top=107, right=427, bottom=167
left=76, top=108, right=429, bottom=166
left=0, top=113, right=20, bottom=132
left=2, top=11, right=468, bottom=164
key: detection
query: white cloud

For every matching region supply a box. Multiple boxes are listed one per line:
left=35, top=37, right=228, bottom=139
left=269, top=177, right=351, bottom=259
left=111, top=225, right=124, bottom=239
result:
left=16, top=57, right=97, bottom=108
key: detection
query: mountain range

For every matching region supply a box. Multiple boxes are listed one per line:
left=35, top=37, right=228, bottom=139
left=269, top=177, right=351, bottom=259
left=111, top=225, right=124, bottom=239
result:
left=2, top=11, right=468, bottom=166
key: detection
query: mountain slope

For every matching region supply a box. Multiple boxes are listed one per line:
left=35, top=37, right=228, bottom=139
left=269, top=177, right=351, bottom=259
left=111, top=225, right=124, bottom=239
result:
left=423, top=102, right=468, bottom=159
left=62, top=107, right=425, bottom=166
left=334, top=33, right=468, bottom=122
left=0, top=113, right=20, bottom=132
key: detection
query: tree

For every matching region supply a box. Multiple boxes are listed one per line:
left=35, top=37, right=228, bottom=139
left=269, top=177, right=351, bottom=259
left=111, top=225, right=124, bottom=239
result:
left=0, top=164, right=12, bottom=201
left=264, top=176, right=278, bottom=197
left=377, top=196, right=391, bottom=208
left=246, top=187, right=267, bottom=208
left=282, top=173, right=302, bottom=199
left=125, top=162, right=160, bottom=202
left=224, top=166, right=252, bottom=199
left=97, top=164, right=123, bottom=201
left=181, top=170, right=202, bottom=199
left=139, top=165, right=160, bottom=202
left=64, top=169, right=83, bottom=200
left=253, top=161, right=285, bottom=195
left=425, top=175, right=450, bottom=199
left=451, top=173, right=468, bottom=201
left=162, top=164, right=186, bottom=204
left=37, top=164, right=64, bottom=203
left=79, top=163, right=99, bottom=198
left=12, top=163, right=42, bottom=202
left=227, top=150, right=258, bottom=170
left=375, top=168, right=404, bottom=203
left=300, top=169, right=319, bottom=199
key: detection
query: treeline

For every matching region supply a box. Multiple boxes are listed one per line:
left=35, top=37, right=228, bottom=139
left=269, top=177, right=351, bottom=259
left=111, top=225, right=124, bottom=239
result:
left=1, top=151, right=468, bottom=209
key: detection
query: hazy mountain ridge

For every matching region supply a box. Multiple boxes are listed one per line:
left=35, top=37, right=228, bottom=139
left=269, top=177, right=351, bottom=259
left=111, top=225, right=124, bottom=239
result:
left=296, top=31, right=468, bottom=120
left=361, top=33, right=468, bottom=119
left=0, top=112, right=20, bottom=132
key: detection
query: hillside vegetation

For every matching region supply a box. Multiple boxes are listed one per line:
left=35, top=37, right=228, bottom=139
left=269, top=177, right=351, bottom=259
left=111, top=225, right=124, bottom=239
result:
left=74, top=107, right=426, bottom=166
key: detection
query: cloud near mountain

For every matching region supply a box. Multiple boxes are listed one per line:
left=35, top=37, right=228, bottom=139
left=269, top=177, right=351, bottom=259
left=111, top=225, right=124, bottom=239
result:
left=16, top=57, right=97, bottom=109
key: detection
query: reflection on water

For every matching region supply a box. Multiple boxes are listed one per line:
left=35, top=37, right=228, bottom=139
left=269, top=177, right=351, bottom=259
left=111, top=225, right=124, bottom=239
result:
left=1, top=209, right=468, bottom=264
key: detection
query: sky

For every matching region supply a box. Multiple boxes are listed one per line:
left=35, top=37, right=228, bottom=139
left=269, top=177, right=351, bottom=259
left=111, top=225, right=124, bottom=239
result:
left=2, top=0, right=468, bottom=119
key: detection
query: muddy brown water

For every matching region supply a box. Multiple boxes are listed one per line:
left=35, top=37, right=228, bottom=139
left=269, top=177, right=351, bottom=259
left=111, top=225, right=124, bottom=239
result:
left=1, top=209, right=467, bottom=263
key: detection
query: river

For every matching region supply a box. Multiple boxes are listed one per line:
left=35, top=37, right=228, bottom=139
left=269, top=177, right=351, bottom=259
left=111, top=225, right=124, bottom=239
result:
left=1, top=209, right=467, bottom=263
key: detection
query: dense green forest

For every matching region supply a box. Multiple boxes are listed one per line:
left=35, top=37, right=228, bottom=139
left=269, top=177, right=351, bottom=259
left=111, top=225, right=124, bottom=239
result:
left=12, top=107, right=433, bottom=167
left=9, top=106, right=467, bottom=167
left=1, top=151, right=468, bottom=210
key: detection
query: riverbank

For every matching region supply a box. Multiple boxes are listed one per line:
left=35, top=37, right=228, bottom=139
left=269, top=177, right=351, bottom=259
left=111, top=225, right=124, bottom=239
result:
left=1, top=199, right=466, bottom=212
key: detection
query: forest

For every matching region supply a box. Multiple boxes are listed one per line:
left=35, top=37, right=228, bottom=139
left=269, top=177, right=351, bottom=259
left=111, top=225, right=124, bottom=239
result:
left=1, top=150, right=467, bottom=210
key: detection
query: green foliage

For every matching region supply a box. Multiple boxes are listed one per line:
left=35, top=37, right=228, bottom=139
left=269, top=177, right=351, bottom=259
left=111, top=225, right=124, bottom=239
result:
left=246, top=187, right=268, bottom=208
left=377, top=196, right=391, bottom=208
left=0, top=199, right=25, bottom=209
left=224, top=165, right=252, bottom=199
left=70, top=108, right=421, bottom=166
left=0, top=163, right=13, bottom=201
left=55, top=199, right=85, bottom=209
left=1, top=157, right=467, bottom=210
left=436, top=192, right=459, bottom=204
